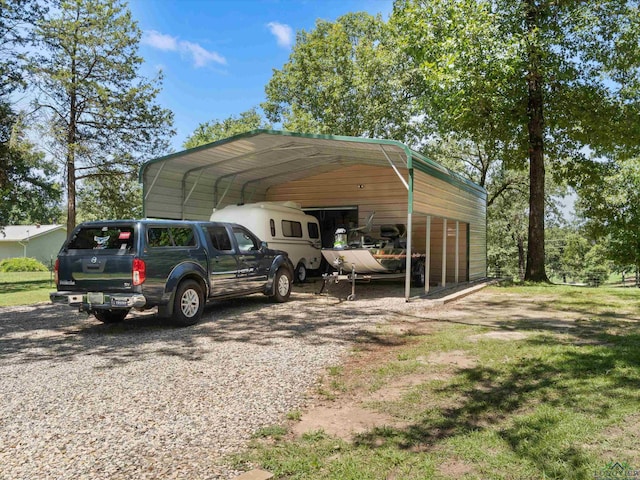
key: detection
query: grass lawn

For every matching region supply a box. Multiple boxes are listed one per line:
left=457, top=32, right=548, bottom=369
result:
left=0, top=271, right=53, bottom=306
left=234, top=284, right=640, bottom=479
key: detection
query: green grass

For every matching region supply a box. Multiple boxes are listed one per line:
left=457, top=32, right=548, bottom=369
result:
left=0, top=271, right=54, bottom=306
left=237, top=285, right=640, bottom=479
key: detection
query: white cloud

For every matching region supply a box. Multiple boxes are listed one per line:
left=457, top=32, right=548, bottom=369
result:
left=180, top=41, right=226, bottom=67
left=267, top=22, right=293, bottom=48
left=142, top=30, right=226, bottom=68
left=142, top=30, right=178, bottom=51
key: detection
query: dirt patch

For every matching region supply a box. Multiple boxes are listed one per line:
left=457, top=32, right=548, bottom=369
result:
left=423, top=350, right=477, bottom=369
left=291, top=404, right=403, bottom=441
left=368, top=373, right=448, bottom=402
left=468, top=331, right=529, bottom=342
left=439, top=459, right=476, bottom=477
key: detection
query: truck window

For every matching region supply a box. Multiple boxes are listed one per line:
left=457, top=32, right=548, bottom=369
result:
left=307, top=222, right=319, bottom=239
left=147, top=227, right=196, bottom=247
left=282, top=220, right=302, bottom=238
left=207, top=225, right=233, bottom=251
left=68, top=226, right=135, bottom=251
left=232, top=226, right=260, bottom=253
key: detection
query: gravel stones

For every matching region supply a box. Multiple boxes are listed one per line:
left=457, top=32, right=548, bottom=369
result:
left=0, top=282, right=409, bottom=479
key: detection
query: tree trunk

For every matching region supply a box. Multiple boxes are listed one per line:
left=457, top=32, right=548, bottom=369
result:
left=66, top=92, right=77, bottom=238
left=517, top=235, right=525, bottom=281
left=524, top=0, right=549, bottom=282
left=66, top=147, right=75, bottom=238
left=66, top=51, right=78, bottom=239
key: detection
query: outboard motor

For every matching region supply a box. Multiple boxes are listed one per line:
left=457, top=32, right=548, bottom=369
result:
left=333, top=227, right=348, bottom=249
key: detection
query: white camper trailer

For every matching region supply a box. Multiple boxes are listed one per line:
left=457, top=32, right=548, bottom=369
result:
left=210, top=201, right=321, bottom=282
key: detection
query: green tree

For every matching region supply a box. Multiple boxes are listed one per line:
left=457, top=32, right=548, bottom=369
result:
left=1, top=0, right=61, bottom=227
left=392, top=0, right=640, bottom=282
left=582, top=242, right=610, bottom=287
left=262, top=12, right=420, bottom=143
left=29, top=0, right=174, bottom=234
left=77, top=174, right=141, bottom=221
left=577, top=159, right=640, bottom=280
left=183, top=108, right=271, bottom=149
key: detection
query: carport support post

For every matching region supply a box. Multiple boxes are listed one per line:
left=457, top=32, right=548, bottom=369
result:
left=404, top=166, right=414, bottom=302
left=455, top=221, right=460, bottom=284
left=442, top=218, right=447, bottom=287
left=425, top=215, right=431, bottom=294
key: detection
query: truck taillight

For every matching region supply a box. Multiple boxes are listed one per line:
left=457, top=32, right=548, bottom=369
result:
left=133, top=258, right=146, bottom=286
left=54, top=258, right=59, bottom=286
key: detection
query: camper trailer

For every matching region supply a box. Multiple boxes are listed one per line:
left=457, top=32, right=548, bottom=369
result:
left=210, top=201, right=321, bottom=282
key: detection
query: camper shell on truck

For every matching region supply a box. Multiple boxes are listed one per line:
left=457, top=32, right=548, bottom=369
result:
left=210, top=201, right=321, bottom=283
left=50, top=219, right=294, bottom=326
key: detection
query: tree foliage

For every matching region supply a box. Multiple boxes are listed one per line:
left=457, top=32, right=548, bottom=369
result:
left=577, top=159, right=640, bottom=274
left=0, top=112, right=62, bottom=224
left=391, top=0, right=640, bottom=281
left=183, top=108, right=270, bottom=149
left=1, top=0, right=61, bottom=227
left=29, top=0, right=174, bottom=234
left=262, top=12, right=420, bottom=143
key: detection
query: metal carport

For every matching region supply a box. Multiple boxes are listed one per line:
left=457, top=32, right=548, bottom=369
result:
left=140, top=129, right=487, bottom=300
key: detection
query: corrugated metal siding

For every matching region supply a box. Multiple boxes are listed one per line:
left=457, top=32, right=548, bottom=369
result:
left=412, top=170, right=486, bottom=281
left=267, top=164, right=409, bottom=231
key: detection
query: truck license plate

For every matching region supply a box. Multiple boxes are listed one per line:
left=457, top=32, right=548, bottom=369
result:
left=87, top=292, right=104, bottom=305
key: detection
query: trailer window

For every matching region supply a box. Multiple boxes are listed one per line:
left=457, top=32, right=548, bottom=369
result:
left=270, top=219, right=276, bottom=237
left=307, top=222, right=319, bottom=239
left=282, top=220, right=302, bottom=238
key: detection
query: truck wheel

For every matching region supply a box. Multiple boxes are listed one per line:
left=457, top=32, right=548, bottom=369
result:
left=295, top=262, right=307, bottom=283
left=94, top=309, right=129, bottom=323
left=172, top=279, right=204, bottom=327
left=271, top=268, right=292, bottom=302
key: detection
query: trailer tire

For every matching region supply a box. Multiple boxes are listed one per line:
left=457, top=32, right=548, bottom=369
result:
left=295, top=262, right=307, bottom=283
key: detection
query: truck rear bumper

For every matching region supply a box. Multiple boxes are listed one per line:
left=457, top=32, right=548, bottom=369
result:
left=50, top=291, right=147, bottom=310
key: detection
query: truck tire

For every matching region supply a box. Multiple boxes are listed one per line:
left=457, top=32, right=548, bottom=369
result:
left=94, top=309, right=129, bottom=323
left=271, top=268, right=292, bottom=303
left=295, top=262, right=307, bottom=283
left=172, top=279, right=204, bottom=327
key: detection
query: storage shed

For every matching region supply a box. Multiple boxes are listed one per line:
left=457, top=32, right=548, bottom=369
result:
left=140, top=130, right=487, bottom=300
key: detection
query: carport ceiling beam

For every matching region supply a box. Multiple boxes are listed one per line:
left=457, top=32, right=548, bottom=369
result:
left=181, top=168, right=205, bottom=219
left=240, top=155, right=339, bottom=203
left=144, top=162, right=165, bottom=201
left=212, top=152, right=324, bottom=205
left=380, top=145, right=409, bottom=191
left=214, top=174, right=237, bottom=210
left=182, top=143, right=315, bottom=179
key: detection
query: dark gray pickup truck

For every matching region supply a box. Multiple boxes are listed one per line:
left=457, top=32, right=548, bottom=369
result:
left=51, top=219, right=294, bottom=326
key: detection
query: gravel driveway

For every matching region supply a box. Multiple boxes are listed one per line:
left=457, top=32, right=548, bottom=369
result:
left=0, top=281, right=410, bottom=480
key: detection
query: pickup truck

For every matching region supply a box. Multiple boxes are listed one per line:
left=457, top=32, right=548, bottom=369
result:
left=50, top=219, right=294, bottom=326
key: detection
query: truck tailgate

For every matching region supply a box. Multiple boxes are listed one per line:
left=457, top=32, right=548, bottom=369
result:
left=58, top=253, right=136, bottom=291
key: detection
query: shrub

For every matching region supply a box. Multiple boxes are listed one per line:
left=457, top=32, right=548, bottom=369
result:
left=0, top=257, right=49, bottom=272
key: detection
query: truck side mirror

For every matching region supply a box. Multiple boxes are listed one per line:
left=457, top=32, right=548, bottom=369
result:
left=260, top=241, right=268, bottom=251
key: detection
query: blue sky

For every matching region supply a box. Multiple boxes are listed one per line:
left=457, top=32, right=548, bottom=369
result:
left=128, top=0, right=393, bottom=151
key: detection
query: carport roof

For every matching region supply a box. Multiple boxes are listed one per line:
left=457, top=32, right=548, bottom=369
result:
left=140, top=130, right=486, bottom=201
